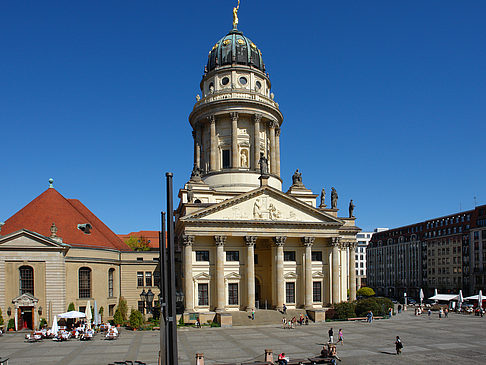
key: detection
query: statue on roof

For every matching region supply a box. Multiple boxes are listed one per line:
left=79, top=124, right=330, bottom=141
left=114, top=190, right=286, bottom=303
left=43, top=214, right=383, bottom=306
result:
left=349, top=199, right=355, bottom=218
left=292, top=169, right=303, bottom=186
left=258, top=152, right=269, bottom=176
left=319, top=188, right=326, bottom=208
left=190, top=163, right=202, bottom=182
left=331, top=187, right=338, bottom=209
left=233, top=0, right=240, bottom=29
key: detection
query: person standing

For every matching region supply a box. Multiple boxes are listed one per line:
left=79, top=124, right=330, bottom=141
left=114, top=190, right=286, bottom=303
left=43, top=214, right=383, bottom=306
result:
left=328, top=327, right=334, bottom=343
left=444, top=308, right=448, bottom=318
left=439, top=308, right=443, bottom=319
left=428, top=309, right=432, bottom=317
left=283, top=304, right=287, bottom=315
left=336, top=329, right=344, bottom=345
left=395, top=336, right=403, bottom=355
left=251, top=310, right=255, bottom=320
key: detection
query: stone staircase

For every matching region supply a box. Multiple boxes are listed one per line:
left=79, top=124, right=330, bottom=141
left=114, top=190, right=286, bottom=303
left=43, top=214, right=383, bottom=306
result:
left=231, top=308, right=309, bottom=326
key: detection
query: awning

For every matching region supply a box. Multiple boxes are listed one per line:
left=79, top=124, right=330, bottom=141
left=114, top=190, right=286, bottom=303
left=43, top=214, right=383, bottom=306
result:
left=428, top=294, right=458, bottom=301
left=464, top=295, right=486, bottom=301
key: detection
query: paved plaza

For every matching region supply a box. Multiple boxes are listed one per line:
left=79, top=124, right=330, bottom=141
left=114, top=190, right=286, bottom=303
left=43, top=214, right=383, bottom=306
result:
left=1, top=311, right=485, bottom=365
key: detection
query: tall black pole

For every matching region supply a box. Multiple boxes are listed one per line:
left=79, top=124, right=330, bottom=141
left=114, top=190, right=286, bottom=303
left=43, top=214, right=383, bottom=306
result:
left=159, top=211, right=167, bottom=365
left=166, top=172, right=178, bottom=365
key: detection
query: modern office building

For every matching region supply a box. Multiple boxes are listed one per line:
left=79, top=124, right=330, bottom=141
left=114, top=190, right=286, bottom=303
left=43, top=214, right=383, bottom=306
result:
left=355, top=228, right=388, bottom=288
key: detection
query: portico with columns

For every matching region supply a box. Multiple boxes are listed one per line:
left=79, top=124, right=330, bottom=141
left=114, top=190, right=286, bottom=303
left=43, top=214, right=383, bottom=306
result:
left=175, top=19, right=360, bottom=315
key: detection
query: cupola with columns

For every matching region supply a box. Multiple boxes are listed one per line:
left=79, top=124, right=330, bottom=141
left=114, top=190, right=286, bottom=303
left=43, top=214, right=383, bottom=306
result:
left=189, top=22, right=283, bottom=193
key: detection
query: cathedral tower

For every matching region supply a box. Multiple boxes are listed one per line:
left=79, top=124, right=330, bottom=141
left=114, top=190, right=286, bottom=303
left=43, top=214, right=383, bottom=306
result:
left=189, top=24, right=283, bottom=193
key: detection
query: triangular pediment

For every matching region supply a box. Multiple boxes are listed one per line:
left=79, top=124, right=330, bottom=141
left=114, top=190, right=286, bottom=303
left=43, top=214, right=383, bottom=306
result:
left=0, top=229, right=70, bottom=250
left=225, top=272, right=241, bottom=280
left=284, top=272, right=298, bottom=279
left=312, top=271, right=325, bottom=279
left=182, top=186, right=343, bottom=225
left=193, top=272, right=211, bottom=281
left=12, top=292, right=39, bottom=306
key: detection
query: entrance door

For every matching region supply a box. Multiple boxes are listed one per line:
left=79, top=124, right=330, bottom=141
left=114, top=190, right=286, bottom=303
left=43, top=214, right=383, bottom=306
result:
left=19, top=307, right=33, bottom=330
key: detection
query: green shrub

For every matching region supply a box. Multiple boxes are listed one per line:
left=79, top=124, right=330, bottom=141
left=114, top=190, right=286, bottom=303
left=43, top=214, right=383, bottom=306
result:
left=99, top=306, right=104, bottom=322
left=178, top=315, right=184, bottom=326
left=129, top=309, right=144, bottom=329
left=68, top=302, right=75, bottom=311
left=334, top=302, right=356, bottom=319
left=39, top=318, right=47, bottom=328
left=0, top=308, right=3, bottom=326
left=113, top=308, right=124, bottom=326
left=117, top=297, right=128, bottom=322
left=210, top=321, right=220, bottom=327
left=374, top=297, right=394, bottom=316
left=8, top=318, right=15, bottom=330
left=355, top=298, right=381, bottom=317
left=357, top=287, right=376, bottom=297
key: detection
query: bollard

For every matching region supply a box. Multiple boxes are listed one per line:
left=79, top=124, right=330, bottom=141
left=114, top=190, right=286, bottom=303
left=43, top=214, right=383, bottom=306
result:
left=195, top=353, right=204, bottom=365
left=265, top=349, right=274, bottom=363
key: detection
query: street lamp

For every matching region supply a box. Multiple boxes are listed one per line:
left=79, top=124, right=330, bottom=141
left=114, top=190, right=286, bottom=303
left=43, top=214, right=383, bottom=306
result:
left=140, top=289, right=147, bottom=314
left=146, top=289, right=155, bottom=314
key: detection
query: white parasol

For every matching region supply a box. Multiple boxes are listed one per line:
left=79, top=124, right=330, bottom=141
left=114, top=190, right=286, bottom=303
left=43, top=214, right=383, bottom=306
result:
left=93, top=300, right=100, bottom=326
left=478, top=290, right=483, bottom=309
left=458, top=290, right=463, bottom=309
left=57, top=311, right=86, bottom=319
left=434, top=288, right=438, bottom=297
left=85, top=301, right=92, bottom=330
left=51, top=315, right=59, bottom=336
left=419, top=288, right=424, bottom=306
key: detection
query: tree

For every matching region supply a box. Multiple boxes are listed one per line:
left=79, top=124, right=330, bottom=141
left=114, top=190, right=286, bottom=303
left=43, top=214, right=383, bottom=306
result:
left=357, top=287, right=376, bottom=297
left=0, top=307, right=3, bottom=327
left=125, top=235, right=151, bottom=251
left=99, top=306, right=104, bottom=322
left=68, top=302, right=76, bottom=311
left=129, top=309, right=144, bottom=330
left=117, top=297, right=128, bottom=322
left=355, top=298, right=382, bottom=317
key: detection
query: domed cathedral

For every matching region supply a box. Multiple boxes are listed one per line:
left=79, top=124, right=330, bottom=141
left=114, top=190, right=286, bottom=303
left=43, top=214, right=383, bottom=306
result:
left=175, top=4, right=360, bottom=319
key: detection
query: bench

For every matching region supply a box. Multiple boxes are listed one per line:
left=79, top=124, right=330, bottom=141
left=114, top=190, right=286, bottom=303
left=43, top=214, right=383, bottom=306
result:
left=347, top=316, right=384, bottom=321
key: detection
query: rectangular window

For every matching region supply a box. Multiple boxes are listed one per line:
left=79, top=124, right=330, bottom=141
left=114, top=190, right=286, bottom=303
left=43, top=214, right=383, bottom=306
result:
left=286, top=282, right=295, bottom=303
left=226, top=251, right=239, bottom=261
left=312, top=251, right=322, bottom=261
left=138, top=301, right=145, bottom=314
left=198, top=283, right=209, bottom=306
left=228, top=283, right=238, bottom=305
left=284, top=251, right=296, bottom=261
left=196, top=251, right=209, bottom=261
left=222, top=149, right=231, bottom=169
left=312, top=281, right=322, bottom=302
left=79, top=306, right=86, bottom=314
left=108, top=269, right=114, bottom=297
left=109, top=304, right=115, bottom=317
left=137, top=272, right=144, bottom=287
left=145, top=272, right=152, bottom=287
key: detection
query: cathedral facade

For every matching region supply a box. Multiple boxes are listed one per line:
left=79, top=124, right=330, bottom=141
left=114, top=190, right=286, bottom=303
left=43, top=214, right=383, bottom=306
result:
left=175, top=22, right=360, bottom=314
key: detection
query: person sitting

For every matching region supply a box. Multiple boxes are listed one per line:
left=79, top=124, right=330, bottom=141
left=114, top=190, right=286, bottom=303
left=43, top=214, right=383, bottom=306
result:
left=277, top=352, right=289, bottom=365
left=320, top=345, right=329, bottom=357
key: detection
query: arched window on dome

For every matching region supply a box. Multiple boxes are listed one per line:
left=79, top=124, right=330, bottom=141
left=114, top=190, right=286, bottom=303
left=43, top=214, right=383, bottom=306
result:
left=19, top=265, right=34, bottom=295
left=79, top=267, right=92, bottom=299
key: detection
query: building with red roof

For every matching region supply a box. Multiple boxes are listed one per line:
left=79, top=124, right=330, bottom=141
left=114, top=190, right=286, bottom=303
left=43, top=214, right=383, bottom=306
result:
left=0, top=180, right=160, bottom=331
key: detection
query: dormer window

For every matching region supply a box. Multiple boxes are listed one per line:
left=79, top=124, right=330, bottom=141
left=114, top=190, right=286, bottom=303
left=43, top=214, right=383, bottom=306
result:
left=77, top=223, right=92, bottom=234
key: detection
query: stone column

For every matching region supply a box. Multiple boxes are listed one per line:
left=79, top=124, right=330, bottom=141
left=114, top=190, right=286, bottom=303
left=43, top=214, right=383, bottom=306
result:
left=274, top=236, right=286, bottom=310
left=302, top=237, right=315, bottom=309
left=269, top=121, right=276, bottom=174
left=183, top=235, right=195, bottom=311
left=195, top=124, right=201, bottom=168
left=214, top=235, right=227, bottom=311
left=331, top=237, right=341, bottom=304
left=209, top=115, right=217, bottom=171
left=349, top=242, right=357, bottom=301
left=245, top=236, right=257, bottom=311
left=253, top=114, right=262, bottom=171
left=231, top=112, right=239, bottom=169
left=275, top=128, right=281, bottom=176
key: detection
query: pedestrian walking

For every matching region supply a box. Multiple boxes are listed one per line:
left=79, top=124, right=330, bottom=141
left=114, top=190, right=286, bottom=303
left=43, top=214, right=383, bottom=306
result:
left=395, top=336, right=403, bottom=355
left=444, top=308, right=448, bottom=318
left=283, top=304, right=287, bottom=314
left=251, top=310, right=255, bottom=320
left=328, top=327, right=334, bottom=343
left=336, top=329, right=344, bottom=345
left=428, top=309, right=432, bottom=317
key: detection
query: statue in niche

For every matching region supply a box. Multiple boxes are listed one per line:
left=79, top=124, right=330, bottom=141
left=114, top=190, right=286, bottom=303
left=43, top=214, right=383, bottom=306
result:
left=292, top=169, right=303, bottom=186
left=319, top=188, right=326, bottom=208
left=258, top=153, right=269, bottom=176
left=187, top=185, right=194, bottom=203
left=349, top=199, right=355, bottom=218
left=331, top=187, right=338, bottom=209
left=240, top=149, right=248, bottom=167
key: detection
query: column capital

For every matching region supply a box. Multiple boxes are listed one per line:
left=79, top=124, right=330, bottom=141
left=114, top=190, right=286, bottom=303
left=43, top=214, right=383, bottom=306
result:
left=301, top=237, right=315, bottom=247
left=230, top=112, right=239, bottom=121
left=254, top=113, right=262, bottom=123
left=331, top=237, right=341, bottom=247
left=207, top=115, right=215, bottom=124
left=268, top=120, right=278, bottom=129
left=275, top=128, right=281, bottom=137
left=182, top=235, right=195, bottom=246
left=244, top=236, right=257, bottom=247
left=214, top=235, right=227, bottom=246
left=273, top=236, right=287, bottom=247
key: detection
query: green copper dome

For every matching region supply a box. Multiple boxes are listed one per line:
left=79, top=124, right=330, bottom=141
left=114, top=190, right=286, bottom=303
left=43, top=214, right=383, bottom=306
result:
left=207, top=29, right=264, bottom=73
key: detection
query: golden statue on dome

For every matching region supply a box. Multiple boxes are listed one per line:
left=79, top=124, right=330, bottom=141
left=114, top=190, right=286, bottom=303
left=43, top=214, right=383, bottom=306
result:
left=233, top=0, right=240, bottom=29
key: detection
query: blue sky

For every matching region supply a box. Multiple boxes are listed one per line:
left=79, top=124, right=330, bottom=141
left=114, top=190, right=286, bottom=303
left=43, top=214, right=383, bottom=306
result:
left=1, top=0, right=485, bottom=234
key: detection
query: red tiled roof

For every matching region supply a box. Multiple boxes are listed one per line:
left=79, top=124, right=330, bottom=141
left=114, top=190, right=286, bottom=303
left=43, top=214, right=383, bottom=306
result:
left=1, top=188, right=129, bottom=251
left=118, top=231, right=161, bottom=248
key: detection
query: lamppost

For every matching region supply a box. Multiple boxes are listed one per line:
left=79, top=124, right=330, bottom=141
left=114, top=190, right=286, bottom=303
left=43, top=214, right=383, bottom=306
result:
left=140, top=289, right=147, bottom=314
left=146, top=289, right=155, bottom=314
